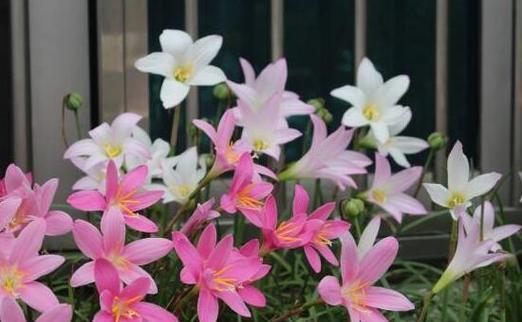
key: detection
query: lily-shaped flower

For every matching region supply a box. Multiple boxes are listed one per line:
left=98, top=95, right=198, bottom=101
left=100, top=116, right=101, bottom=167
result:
left=0, top=164, right=72, bottom=236
left=227, top=58, right=313, bottom=121
left=278, top=115, right=371, bottom=190
left=172, top=224, right=267, bottom=322
left=70, top=157, right=111, bottom=193
left=148, top=147, right=206, bottom=204
left=135, top=29, right=226, bottom=108
left=423, top=141, right=502, bottom=220
left=0, top=220, right=65, bottom=314
left=432, top=218, right=512, bottom=294
left=180, top=198, right=220, bottom=235
left=64, top=113, right=150, bottom=170
left=193, top=110, right=276, bottom=179
left=68, top=160, right=163, bottom=233
left=220, top=154, right=273, bottom=225
left=238, top=95, right=301, bottom=160
left=258, top=195, right=321, bottom=252
left=461, top=201, right=520, bottom=251
left=1, top=299, right=73, bottom=322
left=331, top=57, right=410, bottom=143
left=127, top=127, right=175, bottom=182
left=70, top=211, right=172, bottom=294
left=292, top=185, right=350, bottom=273
left=318, top=232, right=414, bottom=321
left=366, top=154, right=426, bottom=223
left=93, top=259, right=178, bottom=322
left=0, top=198, right=21, bottom=232
left=362, top=108, right=428, bottom=167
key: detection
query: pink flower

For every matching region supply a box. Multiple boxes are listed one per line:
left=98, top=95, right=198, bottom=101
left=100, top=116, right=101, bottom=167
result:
left=0, top=197, right=22, bottom=232
left=257, top=195, right=320, bottom=252
left=461, top=202, right=520, bottom=251
left=64, top=112, right=150, bottom=170
left=0, top=220, right=65, bottom=314
left=1, top=299, right=73, bottom=322
left=70, top=211, right=172, bottom=294
left=432, top=217, right=512, bottom=293
left=67, top=160, right=163, bottom=233
left=318, top=232, right=414, bottom=321
left=279, top=115, right=371, bottom=190
left=366, top=153, right=426, bottom=223
left=0, top=164, right=72, bottom=236
left=193, top=110, right=275, bottom=179
left=227, top=58, right=313, bottom=120
left=172, top=224, right=267, bottom=322
left=180, top=198, right=220, bottom=235
left=292, top=185, right=351, bottom=273
left=220, top=154, right=273, bottom=225
left=93, top=258, right=178, bottom=322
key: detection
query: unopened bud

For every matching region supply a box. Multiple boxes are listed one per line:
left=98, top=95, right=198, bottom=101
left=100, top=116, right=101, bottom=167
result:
left=307, top=98, right=325, bottom=112
left=427, top=132, right=447, bottom=151
left=201, top=153, right=215, bottom=169
left=65, top=92, right=83, bottom=111
left=213, top=83, right=232, bottom=101
left=316, top=108, right=333, bottom=124
left=342, top=198, right=365, bottom=217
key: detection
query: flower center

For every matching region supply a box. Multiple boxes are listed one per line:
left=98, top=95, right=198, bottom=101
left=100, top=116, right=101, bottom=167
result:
left=0, top=266, right=25, bottom=297
left=106, top=253, right=129, bottom=270
left=252, top=139, right=269, bottom=152
left=103, top=144, right=123, bottom=159
left=275, top=221, right=301, bottom=244
left=112, top=296, right=141, bottom=322
left=341, top=281, right=369, bottom=313
left=211, top=266, right=237, bottom=292
left=447, top=192, right=466, bottom=208
left=362, top=104, right=380, bottom=121
left=174, top=184, right=192, bottom=198
left=114, top=188, right=140, bottom=216
left=371, top=189, right=387, bottom=204
left=8, top=206, right=29, bottom=231
left=223, top=142, right=241, bottom=164
left=237, top=185, right=264, bottom=209
left=173, top=64, right=193, bottom=83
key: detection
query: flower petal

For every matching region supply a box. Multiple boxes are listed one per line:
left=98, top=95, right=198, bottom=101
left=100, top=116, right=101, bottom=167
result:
left=10, top=220, right=46, bottom=264
left=70, top=261, right=95, bottom=287
left=238, top=285, right=266, bottom=307
left=21, top=255, right=65, bottom=282
left=0, top=298, right=26, bottom=322
left=447, top=141, right=469, bottom=191
left=189, top=65, right=226, bottom=85
left=357, top=58, right=384, bottom=94
left=36, top=304, right=73, bottom=322
left=19, top=282, right=59, bottom=313
left=134, top=302, right=179, bottom=322
left=198, top=289, right=219, bottom=322
left=317, top=275, right=343, bottom=305
left=72, top=220, right=103, bottom=259
left=44, top=210, right=73, bottom=236
left=358, top=237, right=398, bottom=285
left=134, top=52, right=174, bottom=77
left=101, top=208, right=126, bottom=252
left=160, top=79, right=190, bottom=109
left=67, top=191, right=106, bottom=211
left=160, top=29, right=192, bottom=56
left=364, top=286, right=415, bottom=311
left=124, top=214, right=159, bottom=233
left=465, top=172, right=502, bottom=199
left=331, top=85, right=366, bottom=107
left=304, top=245, right=322, bottom=273
left=123, top=238, right=172, bottom=265
left=423, top=183, right=450, bottom=208
left=357, top=217, right=380, bottom=260
left=217, top=290, right=251, bottom=317
left=94, top=258, right=121, bottom=295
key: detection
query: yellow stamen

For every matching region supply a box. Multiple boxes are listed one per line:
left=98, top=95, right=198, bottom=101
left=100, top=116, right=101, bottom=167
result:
left=237, top=185, right=264, bottom=209
left=362, top=104, right=380, bottom=121
left=223, top=142, right=241, bottom=164
left=371, top=189, right=387, bottom=204
left=174, top=184, right=192, bottom=198
left=447, top=192, right=466, bottom=208
left=212, top=265, right=237, bottom=291
left=112, top=296, right=141, bottom=322
left=342, top=280, right=370, bottom=313
left=275, top=221, right=301, bottom=243
left=103, top=144, right=123, bottom=159
left=313, top=233, right=332, bottom=246
left=252, top=139, right=269, bottom=152
left=0, top=266, right=25, bottom=297
left=173, top=64, right=193, bottom=83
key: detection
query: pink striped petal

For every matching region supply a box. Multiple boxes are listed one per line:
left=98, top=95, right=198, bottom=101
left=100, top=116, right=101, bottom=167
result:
left=134, top=302, right=179, bottom=322
left=172, top=232, right=202, bottom=273
left=119, top=277, right=150, bottom=300
left=101, top=208, right=126, bottom=252
left=36, top=304, right=73, bottom=322
left=128, top=191, right=164, bottom=211
left=0, top=197, right=21, bottom=230
left=119, top=264, right=157, bottom=294
left=21, top=255, right=65, bottom=281
left=0, top=297, right=25, bottom=322
left=217, top=290, right=251, bottom=317
left=67, top=190, right=106, bottom=211
left=10, top=219, right=46, bottom=264
left=318, top=276, right=342, bottom=305
left=120, top=165, right=148, bottom=196
left=124, top=214, right=159, bottom=233
left=293, top=184, right=309, bottom=215
left=238, top=285, right=266, bottom=307
left=358, top=237, right=398, bottom=285
left=70, top=261, right=95, bottom=287
left=93, top=311, right=114, bottom=322
left=123, top=238, right=172, bottom=265
left=207, top=235, right=233, bottom=269
left=19, top=281, right=59, bottom=313
left=304, top=245, right=322, bottom=273
left=44, top=210, right=73, bottom=236
left=104, top=161, right=119, bottom=201
left=309, top=202, right=336, bottom=221
left=197, top=289, right=219, bottom=322
left=340, top=233, right=359, bottom=283
left=364, top=286, right=414, bottom=311
left=196, top=224, right=217, bottom=259
left=94, top=258, right=121, bottom=295
left=72, top=220, right=103, bottom=259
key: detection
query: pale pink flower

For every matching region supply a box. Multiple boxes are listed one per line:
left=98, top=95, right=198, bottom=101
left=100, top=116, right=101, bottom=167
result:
left=70, top=211, right=172, bottom=294
left=0, top=164, right=72, bottom=236
left=227, top=58, right=313, bottom=121
left=279, top=115, right=371, bottom=190
left=0, top=299, right=73, bottom=322
left=432, top=218, right=512, bottom=293
left=64, top=112, right=149, bottom=170
left=366, top=153, right=426, bottom=223
left=67, top=160, right=163, bottom=233
left=292, top=185, right=351, bottom=273
left=193, top=110, right=275, bottom=179
left=318, top=232, right=414, bottom=321
left=220, top=154, right=273, bottom=225
left=424, top=141, right=502, bottom=220
left=0, top=220, right=65, bottom=314
left=0, top=197, right=21, bottom=232
left=180, top=198, right=220, bottom=235
left=237, top=95, right=301, bottom=160
left=172, top=224, right=268, bottom=322
left=93, top=258, right=178, bottom=322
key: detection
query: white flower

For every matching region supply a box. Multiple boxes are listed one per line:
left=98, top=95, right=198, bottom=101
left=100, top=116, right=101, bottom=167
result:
left=135, top=29, right=226, bottom=108
left=331, top=57, right=410, bottom=143
left=423, top=141, right=502, bottom=220
left=148, top=147, right=206, bottom=204
left=363, top=108, right=428, bottom=167
left=126, top=127, right=176, bottom=182
left=64, top=113, right=149, bottom=170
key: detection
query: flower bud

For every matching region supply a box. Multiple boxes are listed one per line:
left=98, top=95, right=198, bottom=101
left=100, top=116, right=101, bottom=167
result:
left=307, top=98, right=325, bottom=112
left=427, top=132, right=448, bottom=151
left=65, top=92, right=83, bottom=111
left=342, top=198, right=365, bottom=217
left=187, top=123, right=199, bottom=139
left=213, top=83, right=232, bottom=101
left=315, top=108, right=333, bottom=124
left=200, top=153, right=215, bottom=169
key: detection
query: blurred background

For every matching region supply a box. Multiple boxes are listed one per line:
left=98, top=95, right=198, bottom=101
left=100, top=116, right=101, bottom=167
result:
left=1, top=0, right=521, bottom=254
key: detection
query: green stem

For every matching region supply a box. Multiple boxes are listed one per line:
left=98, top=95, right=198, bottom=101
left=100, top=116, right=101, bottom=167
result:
left=73, top=110, right=82, bottom=140
left=170, top=106, right=181, bottom=153
left=414, top=149, right=435, bottom=197
left=416, top=292, right=433, bottom=322
left=448, top=219, right=459, bottom=262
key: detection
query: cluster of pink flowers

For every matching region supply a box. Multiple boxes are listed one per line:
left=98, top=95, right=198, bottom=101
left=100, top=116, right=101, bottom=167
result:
left=1, top=28, right=519, bottom=322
